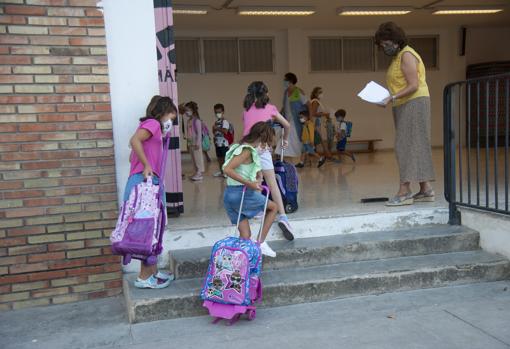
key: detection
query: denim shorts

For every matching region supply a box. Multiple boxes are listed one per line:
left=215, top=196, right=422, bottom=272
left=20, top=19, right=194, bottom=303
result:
left=223, top=186, right=266, bottom=224
left=302, top=143, right=315, bottom=154
left=123, top=173, right=165, bottom=206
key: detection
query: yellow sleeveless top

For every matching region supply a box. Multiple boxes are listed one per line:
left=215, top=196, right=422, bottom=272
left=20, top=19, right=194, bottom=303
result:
left=386, top=45, right=429, bottom=107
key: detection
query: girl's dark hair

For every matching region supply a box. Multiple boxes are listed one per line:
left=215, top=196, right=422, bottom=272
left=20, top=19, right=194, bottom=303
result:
left=140, top=95, right=177, bottom=127
left=243, top=81, right=269, bottom=111
left=374, top=22, right=408, bottom=49
left=240, top=121, right=275, bottom=146
left=185, top=101, right=200, bottom=119
left=335, top=109, right=346, bottom=118
left=284, top=72, right=298, bottom=85
left=311, top=87, right=322, bottom=100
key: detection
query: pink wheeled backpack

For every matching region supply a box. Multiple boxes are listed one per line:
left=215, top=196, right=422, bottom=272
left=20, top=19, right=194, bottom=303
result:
left=110, top=135, right=170, bottom=265
left=201, top=186, right=270, bottom=325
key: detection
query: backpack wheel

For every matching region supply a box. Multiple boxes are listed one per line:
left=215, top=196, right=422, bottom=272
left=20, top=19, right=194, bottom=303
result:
left=247, top=309, right=256, bottom=320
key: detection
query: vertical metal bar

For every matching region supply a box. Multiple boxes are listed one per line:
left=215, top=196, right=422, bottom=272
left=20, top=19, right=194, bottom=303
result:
left=467, top=82, right=472, bottom=204
left=494, top=80, right=499, bottom=209
left=485, top=81, right=490, bottom=208
left=505, top=78, right=509, bottom=212
left=458, top=84, right=463, bottom=203
left=476, top=82, right=480, bottom=206
left=444, top=84, right=460, bottom=224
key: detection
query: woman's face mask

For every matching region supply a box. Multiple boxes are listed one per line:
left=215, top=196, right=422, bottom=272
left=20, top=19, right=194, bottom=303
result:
left=299, top=117, right=306, bottom=124
left=283, top=80, right=290, bottom=89
left=382, top=42, right=399, bottom=56
left=185, top=110, right=193, bottom=117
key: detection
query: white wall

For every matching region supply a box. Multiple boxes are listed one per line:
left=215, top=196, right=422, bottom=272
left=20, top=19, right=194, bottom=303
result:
left=103, top=0, right=160, bottom=204
left=466, top=27, right=510, bottom=66
left=176, top=27, right=467, bottom=151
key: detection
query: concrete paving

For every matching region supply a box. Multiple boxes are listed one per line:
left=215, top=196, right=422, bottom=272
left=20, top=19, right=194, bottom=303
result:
left=2, top=281, right=509, bottom=349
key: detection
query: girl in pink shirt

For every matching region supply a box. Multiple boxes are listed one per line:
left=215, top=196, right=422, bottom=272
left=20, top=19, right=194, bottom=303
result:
left=127, top=95, right=177, bottom=289
left=242, top=81, right=294, bottom=254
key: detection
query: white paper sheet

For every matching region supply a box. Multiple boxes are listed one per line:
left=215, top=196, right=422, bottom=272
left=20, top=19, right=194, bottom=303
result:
left=357, top=81, right=391, bottom=105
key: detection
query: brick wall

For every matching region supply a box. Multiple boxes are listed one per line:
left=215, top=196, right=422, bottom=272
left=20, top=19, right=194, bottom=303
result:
left=0, top=0, right=121, bottom=311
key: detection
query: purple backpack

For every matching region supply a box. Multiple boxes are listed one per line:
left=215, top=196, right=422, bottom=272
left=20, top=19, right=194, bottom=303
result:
left=110, top=135, right=169, bottom=265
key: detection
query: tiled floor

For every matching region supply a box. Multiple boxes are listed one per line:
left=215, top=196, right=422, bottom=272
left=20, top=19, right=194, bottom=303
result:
left=169, top=148, right=447, bottom=230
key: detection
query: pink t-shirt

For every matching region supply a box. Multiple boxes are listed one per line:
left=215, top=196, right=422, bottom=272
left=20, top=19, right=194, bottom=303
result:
left=242, top=103, right=279, bottom=136
left=129, top=119, right=163, bottom=177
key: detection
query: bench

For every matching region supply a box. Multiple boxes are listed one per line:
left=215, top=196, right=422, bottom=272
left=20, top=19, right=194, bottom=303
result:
left=346, top=139, right=382, bottom=153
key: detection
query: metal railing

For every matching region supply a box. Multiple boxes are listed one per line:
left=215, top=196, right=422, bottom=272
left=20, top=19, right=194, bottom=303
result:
left=444, top=73, right=510, bottom=224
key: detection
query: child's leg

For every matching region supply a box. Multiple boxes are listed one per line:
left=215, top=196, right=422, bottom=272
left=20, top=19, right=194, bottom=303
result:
left=262, top=169, right=285, bottom=215
left=259, top=200, right=277, bottom=242
left=139, top=263, right=154, bottom=280
left=194, top=146, right=204, bottom=175
left=238, top=219, right=251, bottom=240
left=190, top=147, right=198, bottom=172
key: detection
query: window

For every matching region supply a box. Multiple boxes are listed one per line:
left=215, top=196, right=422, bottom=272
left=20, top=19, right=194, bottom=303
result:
left=376, top=36, right=439, bottom=70
left=409, top=36, right=438, bottom=69
left=310, top=38, right=342, bottom=72
left=175, top=39, right=200, bottom=73
left=343, top=38, right=374, bottom=71
left=175, top=37, right=274, bottom=74
left=239, top=39, right=273, bottom=73
left=203, top=39, right=238, bottom=73
left=311, top=35, right=439, bottom=72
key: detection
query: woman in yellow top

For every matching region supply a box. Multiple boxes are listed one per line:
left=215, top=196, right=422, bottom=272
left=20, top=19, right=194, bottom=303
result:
left=375, top=22, right=435, bottom=206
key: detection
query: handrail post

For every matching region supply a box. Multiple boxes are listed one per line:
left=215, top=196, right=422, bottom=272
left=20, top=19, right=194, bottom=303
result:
left=444, top=85, right=461, bottom=225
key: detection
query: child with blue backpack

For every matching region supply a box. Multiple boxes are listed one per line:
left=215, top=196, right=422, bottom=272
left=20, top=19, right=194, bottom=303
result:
left=334, top=109, right=355, bottom=162
left=127, top=95, right=177, bottom=289
left=222, top=121, right=278, bottom=257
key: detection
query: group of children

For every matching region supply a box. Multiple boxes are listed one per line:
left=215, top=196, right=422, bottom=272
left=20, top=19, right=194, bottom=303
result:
left=296, top=108, right=354, bottom=168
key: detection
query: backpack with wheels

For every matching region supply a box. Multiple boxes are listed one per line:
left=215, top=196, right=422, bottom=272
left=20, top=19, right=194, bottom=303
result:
left=201, top=186, right=270, bottom=325
left=272, top=129, right=299, bottom=213
left=110, top=136, right=170, bottom=265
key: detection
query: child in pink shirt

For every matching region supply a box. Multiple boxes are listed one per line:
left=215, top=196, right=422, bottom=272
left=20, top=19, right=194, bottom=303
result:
left=242, top=81, right=295, bottom=253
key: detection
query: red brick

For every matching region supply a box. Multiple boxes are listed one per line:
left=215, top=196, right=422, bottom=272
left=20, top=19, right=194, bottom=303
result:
left=36, top=95, right=74, bottom=103
left=57, top=104, right=94, bottom=113
left=38, top=114, right=76, bottom=122
left=33, top=56, right=71, bottom=65
left=85, top=9, right=103, bottom=17
left=0, top=35, right=29, bottom=45
left=0, top=47, right=9, bottom=54
left=68, top=17, right=104, bottom=27
left=66, top=265, right=103, bottom=277
left=7, top=226, right=45, bottom=237
left=0, top=237, right=27, bottom=247
left=28, top=0, right=67, bottom=5
left=93, top=85, right=109, bottom=93
left=2, top=150, right=78, bottom=161
left=28, top=270, right=66, bottom=282
left=0, top=75, right=33, bottom=83
left=94, top=103, right=111, bottom=112
left=0, top=55, right=30, bottom=64
left=0, top=274, right=28, bottom=285
left=23, top=197, right=63, bottom=207
left=18, top=123, right=63, bottom=132
left=8, top=244, right=46, bottom=256
left=5, top=6, right=46, bottom=16
left=50, top=258, right=86, bottom=270
left=55, top=84, right=92, bottom=93
left=49, top=27, right=87, bottom=36
left=105, top=279, right=122, bottom=289
left=21, top=143, right=58, bottom=151
left=18, top=104, right=56, bottom=113
left=28, top=252, right=65, bottom=263
left=0, top=181, right=23, bottom=190
left=75, top=94, right=110, bottom=103
left=0, top=285, right=12, bottom=294
left=42, top=168, right=81, bottom=178
left=0, top=96, right=36, bottom=104
left=30, top=36, right=69, bottom=46
left=61, top=177, right=99, bottom=186
left=102, top=263, right=121, bottom=273
left=21, top=161, right=62, bottom=170
left=63, top=122, right=96, bottom=131
left=75, top=112, right=111, bottom=121
left=40, top=133, right=76, bottom=141
left=48, top=241, right=84, bottom=251
left=0, top=66, right=12, bottom=74
left=86, top=255, right=120, bottom=266
left=0, top=124, right=18, bottom=133
left=48, top=7, right=84, bottom=16
left=0, top=15, right=27, bottom=24
left=69, top=37, right=105, bottom=46
left=87, top=290, right=107, bottom=299
left=0, top=134, right=39, bottom=142
left=4, top=190, right=44, bottom=199
left=10, top=262, right=48, bottom=274
left=77, top=131, right=112, bottom=140
left=5, top=207, right=45, bottom=218
left=0, top=144, right=19, bottom=152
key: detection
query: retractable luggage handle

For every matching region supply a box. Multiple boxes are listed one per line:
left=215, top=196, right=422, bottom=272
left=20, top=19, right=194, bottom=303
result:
left=280, top=127, right=285, bottom=161
left=235, top=185, right=270, bottom=243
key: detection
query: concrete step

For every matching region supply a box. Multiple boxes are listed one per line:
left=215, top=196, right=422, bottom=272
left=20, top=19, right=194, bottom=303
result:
left=124, top=250, right=510, bottom=323
left=169, top=225, right=480, bottom=279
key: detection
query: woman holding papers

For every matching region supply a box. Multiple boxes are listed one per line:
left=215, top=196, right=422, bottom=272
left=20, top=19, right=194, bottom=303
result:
left=375, top=22, right=435, bottom=206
